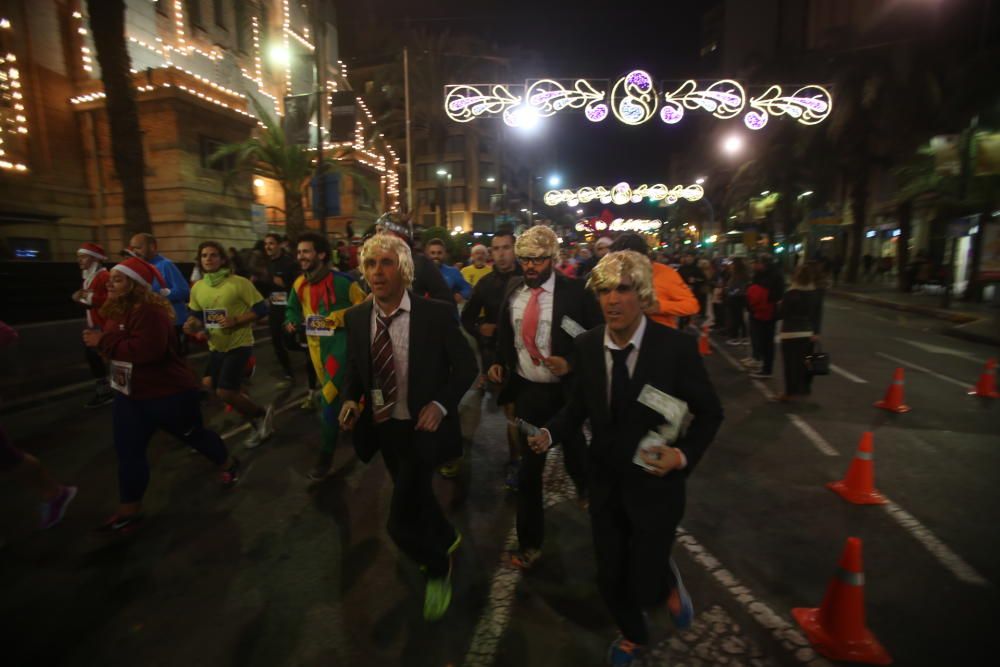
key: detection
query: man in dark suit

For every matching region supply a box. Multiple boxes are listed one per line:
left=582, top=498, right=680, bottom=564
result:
left=486, top=225, right=603, bottom=569
left=528, top=250, right=724, bottom=666
left=339, top=233, right=477, bottom=622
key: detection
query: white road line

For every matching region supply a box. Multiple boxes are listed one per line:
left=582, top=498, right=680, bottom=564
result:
left=786, top=414, right=840, bottom=457
left=830, top=364, right=868, bottom=384
left=463, top=448, right=574, bottom=667
left=676, top=528, right=833, bottom=666
left=876, top=352, right=970, bottom=389
left=220, top=393, right=307, bottom=441
left=882, top=500, right=990, bottom=587
left=894, top=338, right=983, bottom=364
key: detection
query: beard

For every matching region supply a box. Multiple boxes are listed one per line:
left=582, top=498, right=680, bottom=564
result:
left=524, top=265, right=553, bottom=288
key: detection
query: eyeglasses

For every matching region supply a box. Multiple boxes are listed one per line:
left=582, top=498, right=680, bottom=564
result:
left=517, top=256, right=551, bottom=266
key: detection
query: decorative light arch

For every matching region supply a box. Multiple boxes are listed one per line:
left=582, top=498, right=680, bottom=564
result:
left=444, top=71, right=832, bottom=131
left=544, top=182, right=704, bottom=207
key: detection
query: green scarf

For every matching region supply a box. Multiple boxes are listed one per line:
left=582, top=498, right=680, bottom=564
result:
left=204, top=268, right=231, bottom=287
left=305, top=263, right=331, bottom=285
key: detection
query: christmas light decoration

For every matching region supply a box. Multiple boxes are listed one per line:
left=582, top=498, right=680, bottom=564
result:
left=445, top=75, right=832, bottom=129
left=576, top=218, right=662, bottom=233
left=544, top=182, right=703, bottom=206
left=0, top=15, right=29, bottom=172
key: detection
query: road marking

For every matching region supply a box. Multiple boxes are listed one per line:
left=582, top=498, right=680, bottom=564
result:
left=786, top=414, right=839, bottom=457
left=876, top=352, right=970, bottom=389
left=463, top=448, right=574, bottom=667
left=881, top=500, right=990, bottom=587
left=220, top=393, right=307, bottom=441
left=894, top=338, right=982, bottom=364
left=830, top=364, right=868, bottom=384
left=676, top=528, right=833, bottom=666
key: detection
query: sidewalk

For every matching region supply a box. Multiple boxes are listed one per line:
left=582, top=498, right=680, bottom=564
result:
left=830, top=284, right=1000, bottom=347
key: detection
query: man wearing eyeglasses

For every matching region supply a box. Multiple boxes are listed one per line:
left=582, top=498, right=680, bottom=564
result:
left=487, top=225, right=603, bottom=570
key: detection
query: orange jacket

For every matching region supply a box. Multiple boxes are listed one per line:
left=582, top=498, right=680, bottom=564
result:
left=648, top=262, right=699, bottom=328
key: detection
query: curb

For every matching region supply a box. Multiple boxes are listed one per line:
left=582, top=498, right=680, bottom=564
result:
left=829, top=289, right=979, bottom=324
left=942, top=323, right=1000, bottom=348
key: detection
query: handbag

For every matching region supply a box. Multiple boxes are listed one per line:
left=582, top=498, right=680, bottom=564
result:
left=805, top=341, right=831, bottom=376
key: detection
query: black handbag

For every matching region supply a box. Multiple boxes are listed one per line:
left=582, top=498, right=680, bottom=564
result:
left=805, top=342, right=831, bottom=376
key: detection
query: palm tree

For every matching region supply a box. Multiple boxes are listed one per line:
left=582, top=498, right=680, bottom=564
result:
left=210, top=98, right=365, bottom=240
left=85, top=0, right=152, bottom=240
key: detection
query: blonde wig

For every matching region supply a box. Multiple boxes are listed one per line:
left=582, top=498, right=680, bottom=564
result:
left=586, top=250, right=656, bottom=309
left=360, top=233, right=415, bottom=287
left=514, top=225, right=560, bottom=259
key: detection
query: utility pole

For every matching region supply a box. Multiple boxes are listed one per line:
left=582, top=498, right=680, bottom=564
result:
left=404, top=46, right=414, bottom=237
left=312, top=0, right=327, bottom=236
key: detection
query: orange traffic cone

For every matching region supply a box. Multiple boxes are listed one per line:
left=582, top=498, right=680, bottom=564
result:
left=793, top=537, right=892, bottom=665
left=968, top=358, right=1000, bottom=398
left=698, top=324, right=713, bottom=357
left=874, top=368, right=910, bottom=413
left=827, top=432, right=887, bottom=505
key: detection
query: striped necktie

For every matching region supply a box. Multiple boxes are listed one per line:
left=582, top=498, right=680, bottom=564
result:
left=372, top=309, right=400, bottom=423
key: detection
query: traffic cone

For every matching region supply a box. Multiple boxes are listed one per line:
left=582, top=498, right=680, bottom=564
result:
left=792, top=537, right=892, bottom=665
left=827, top=432, right=887, bottom=505
left=698, top=324, right=713, bottom=357
left=968, top=358, right=1000, bottom=398
left=874, top=368, right=910, bottom=413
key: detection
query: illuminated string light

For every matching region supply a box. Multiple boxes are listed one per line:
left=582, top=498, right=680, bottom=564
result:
left=611, top=70, right=657, bottom=125
left=544, top=182, right=703, bottom=206
left=744, top=84, right=832, bottom=130
left=0, top=16, right=29, bottom=171
left=576, top=218, right=662, bottom=233
left=661, top=79, right=744, bottom=124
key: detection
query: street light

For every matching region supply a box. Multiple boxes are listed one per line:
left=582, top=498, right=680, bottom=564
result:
left=486, top=176, right=496, bottom=183
left=695, top=177, right=706, bottom=185
left=268, top=44, right=291, bottom=67
left=760, top=190, right=770, bottom=196
left=722, top=133, right=744, bottom=156
left=436, top=169, right=452, bottom=229
left=548, top=174, right=562, bottom=188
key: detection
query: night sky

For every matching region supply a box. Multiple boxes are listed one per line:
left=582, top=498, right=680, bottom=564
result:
left=338, top=0, right=722, bottom=208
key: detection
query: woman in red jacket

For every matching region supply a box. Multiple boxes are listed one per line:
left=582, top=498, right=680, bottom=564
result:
left=82, top=257, right=239, bottom=534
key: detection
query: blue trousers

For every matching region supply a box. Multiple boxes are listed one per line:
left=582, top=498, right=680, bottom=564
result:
left=112, top=390, right=227, bottom=503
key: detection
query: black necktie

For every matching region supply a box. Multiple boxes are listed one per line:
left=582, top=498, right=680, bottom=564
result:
left=609, top=344, right=634, bottom=424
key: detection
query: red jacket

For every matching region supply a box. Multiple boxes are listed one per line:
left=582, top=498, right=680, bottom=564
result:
left=746, top=284, right=775, bottom=321
left=81, top=269, right=110, bottom=328
left=98, top=302, right=198, bottom=399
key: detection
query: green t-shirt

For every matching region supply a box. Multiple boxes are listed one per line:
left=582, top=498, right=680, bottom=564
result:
left=189, top=274, right=264, bottom=352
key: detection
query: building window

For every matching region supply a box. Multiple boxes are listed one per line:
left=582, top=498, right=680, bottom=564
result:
left=450, top=186, right=465, bottom=206
left=480, top=162, right=494, bottom=183
left=185, top=0, right=203, bottom=30
left=444, top=134, right=465, bottom=155
left=447, top=161, right=464, bottom=179
left=213, top=0, right=226, bottom=28
left=234, top=1, right=247, bottom=52
left=479, top=188, right=495, bottom=210
left=414, top=163, right=433, bottom=182
left=417, top=188, right=437, bottom=206
left=200, top=136, right=233, bottom=172
left=479, top=138, right=492, bottom=154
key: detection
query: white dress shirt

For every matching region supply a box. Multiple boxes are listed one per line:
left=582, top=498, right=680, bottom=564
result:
left=509, top=271, right=558, bottom=383
left=370, top=291, right=446, bottom=421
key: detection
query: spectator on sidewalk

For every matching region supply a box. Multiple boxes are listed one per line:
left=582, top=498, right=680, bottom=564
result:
left=746, top=258, right=779, bottom=379
left=73, top=242, right=113, bottom=408
left=725, top=257, right=750, bottom=346
left=128, top=233, right=191, bottom=355
left=778, top=264, right=822, bottom=401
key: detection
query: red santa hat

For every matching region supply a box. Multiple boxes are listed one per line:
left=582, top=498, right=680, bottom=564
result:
left=77, top=242, right=107, bottom=260
left=111, top=257, right=171, bottom=296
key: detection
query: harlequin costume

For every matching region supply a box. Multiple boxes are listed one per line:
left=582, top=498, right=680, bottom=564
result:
left=285, top=267, right=366, bottom=454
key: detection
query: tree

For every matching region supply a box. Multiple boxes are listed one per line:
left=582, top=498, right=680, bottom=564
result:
left=210, top=98, right=367, bottom=240
left=86, top=0, right=152, bottom=241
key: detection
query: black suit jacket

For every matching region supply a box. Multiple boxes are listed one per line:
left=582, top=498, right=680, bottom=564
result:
left=494, top=272, right=603, bottom=404
left=342, top=292, right=477, bottom=465
left=547, top=319, right=724, bottom=528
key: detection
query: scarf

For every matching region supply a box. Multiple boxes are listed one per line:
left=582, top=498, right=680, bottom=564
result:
left=305, top=263, right=331, bottom=285
left=204, top=269, right=231, bottom=287
left=81, top=263, right=103, bottom=288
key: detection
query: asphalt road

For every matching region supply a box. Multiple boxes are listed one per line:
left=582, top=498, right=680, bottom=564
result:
left=1, top=295, right=997, bottom=667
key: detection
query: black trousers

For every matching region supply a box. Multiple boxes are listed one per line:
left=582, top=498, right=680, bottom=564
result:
left=726, top=296, right=747, bottom=339
left=268, top=304, right=293, bottom=376
left=591, top=485, right=681, bottom=645
left=84, top=345, right=107, bottom=381
left=781, top=337, right=814, bottom=396
left=749, top=319, right=776, bottom=374
left=514, top=379, right=588, bottom=552
left=378, top=419, right=456, bottom=577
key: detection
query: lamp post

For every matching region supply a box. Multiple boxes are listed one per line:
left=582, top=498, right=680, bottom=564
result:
left=436, top=168, right=452, bottom=230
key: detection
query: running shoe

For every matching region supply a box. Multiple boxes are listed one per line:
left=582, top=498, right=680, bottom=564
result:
left=448, top=531, right=462, bottom=556
left=299, top=390, right=317, bottom=410
left=504, top=460, right=520, bottom=491
left=97, top=513, right=144, bottom=534
left=308, top=451, right=334, bottom=481
left=607, top=636, right=643, bottom=666
left=508, top=548, right=541, bottom=570
left=667, top=557, right=694, bottom=629
left=221, top=458, right=240, bottom=487
left=423, top=563, right=453, bottom=621
left=244, top=422, right=264, bottom=448
left=275, top=375, right=294, bottom=390
left=38, top=485, right=78, bottom=530
left=258, top=403, right=275, bottom=440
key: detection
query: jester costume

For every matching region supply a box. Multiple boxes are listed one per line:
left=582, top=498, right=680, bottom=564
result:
left=285, top=266, right=366, bottom=453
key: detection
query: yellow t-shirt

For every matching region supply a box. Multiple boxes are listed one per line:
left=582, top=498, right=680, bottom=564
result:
left=461, top=264, right=493, bottom=288
left=189, top=274, right=264, bottom=352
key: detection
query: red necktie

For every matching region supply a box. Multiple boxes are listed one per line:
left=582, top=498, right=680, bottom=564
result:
left=521, top=287, right=543, bottom=365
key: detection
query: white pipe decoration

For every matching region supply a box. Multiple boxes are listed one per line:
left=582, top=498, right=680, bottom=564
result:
left=444, top=72, right=831, bottom=130
left=545, top=182, right=704, bottom=207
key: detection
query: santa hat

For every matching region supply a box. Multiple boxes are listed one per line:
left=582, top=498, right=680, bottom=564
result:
left=77, top=242, right=107, bottom=260
left=111, top=257, right=171, bottom=296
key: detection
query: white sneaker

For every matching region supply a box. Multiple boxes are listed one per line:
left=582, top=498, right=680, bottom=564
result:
left=258, top=403, right=275, bottom=441
left=726, top=339, right=742, bottom=346
left=244, top=425, right=263, bottom=448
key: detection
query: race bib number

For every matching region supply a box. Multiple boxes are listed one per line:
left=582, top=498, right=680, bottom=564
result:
left=270, top=291, right=288, bottom=306
left=560, top=315, right=586, bottom=338
left=372, top=389, right=385, bottom=407
left=204, top=309, right=227, bottom=330
left=306, top=314, right=334, bottom=337
left=109, top=360, right=133, bottom=396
